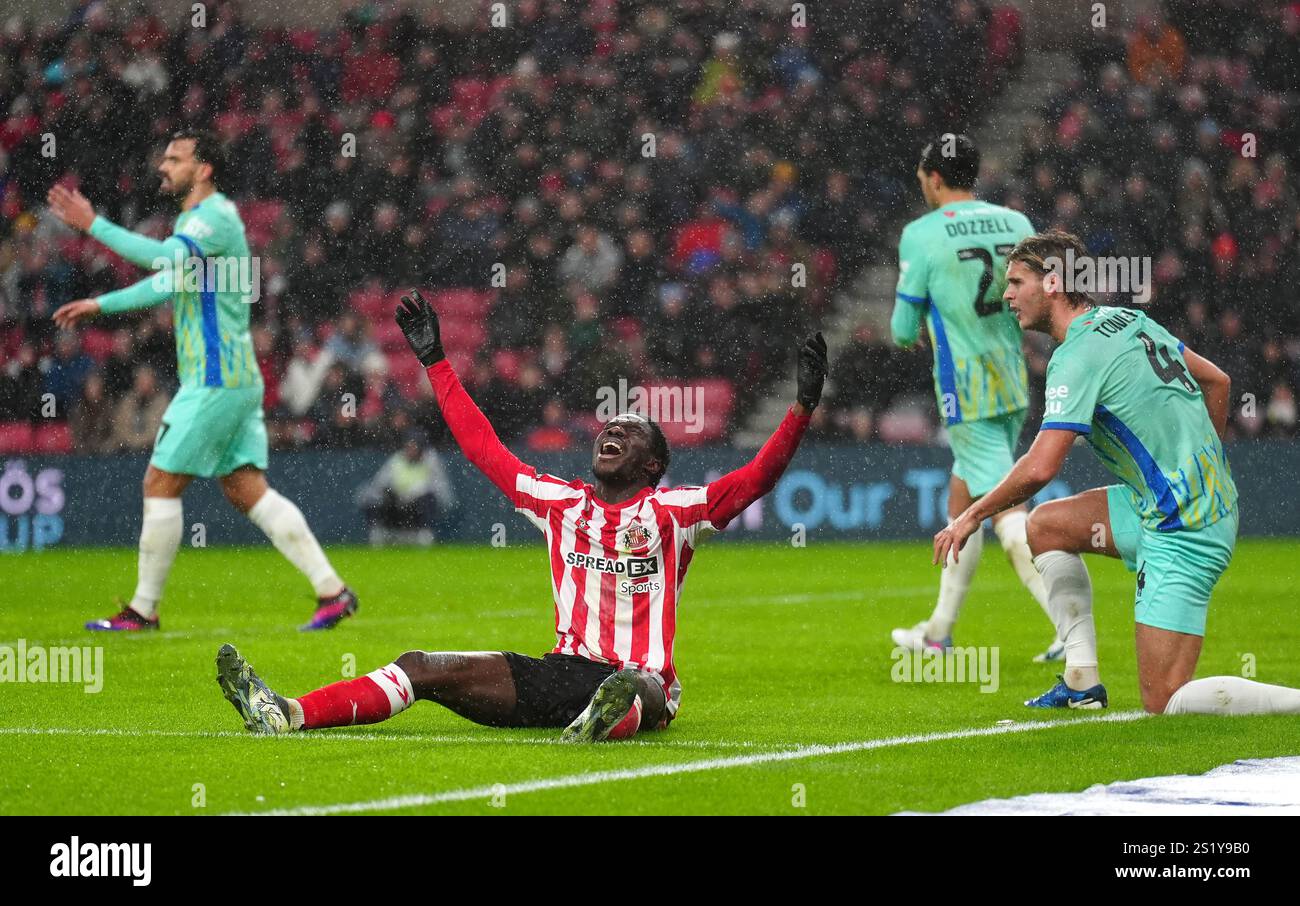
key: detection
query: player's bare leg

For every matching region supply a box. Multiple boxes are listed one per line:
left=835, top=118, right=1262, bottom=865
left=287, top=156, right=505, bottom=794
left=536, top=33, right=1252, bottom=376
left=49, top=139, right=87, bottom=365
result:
left=1022, top=488, right=1115, bottom=707
left=1140, top=620, right=1300, bottom=716
left=1134, top=625, right=1201, bottom=713
left=220, top=465, right=357, bottom=631
left=86, top=465, right=192, bottom=631
left=216, top=645, right=517, bottom=734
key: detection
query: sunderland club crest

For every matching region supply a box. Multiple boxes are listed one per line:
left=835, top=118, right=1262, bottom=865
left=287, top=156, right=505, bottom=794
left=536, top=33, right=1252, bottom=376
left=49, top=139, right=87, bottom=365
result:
left=622, top=522, right=652, bottom=551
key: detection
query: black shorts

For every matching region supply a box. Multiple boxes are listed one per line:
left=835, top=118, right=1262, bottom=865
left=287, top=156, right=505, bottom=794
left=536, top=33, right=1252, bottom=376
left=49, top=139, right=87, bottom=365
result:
left=501, top=652, right=618, bottom=728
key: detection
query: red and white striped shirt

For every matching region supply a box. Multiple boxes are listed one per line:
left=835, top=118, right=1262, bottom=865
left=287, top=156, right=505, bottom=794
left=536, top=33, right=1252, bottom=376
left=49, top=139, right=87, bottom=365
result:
left=427, top=360, right=810, bottom=716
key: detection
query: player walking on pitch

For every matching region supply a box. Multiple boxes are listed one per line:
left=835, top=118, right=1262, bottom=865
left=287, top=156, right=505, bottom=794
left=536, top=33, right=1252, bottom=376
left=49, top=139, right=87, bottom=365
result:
left=889, top=134, right=1061, bottom=660
left=935, top=230, right=1300, bottom=714
left=49, top=129, right=357, bottom=632
left=215, top=290, right=829, bottom=741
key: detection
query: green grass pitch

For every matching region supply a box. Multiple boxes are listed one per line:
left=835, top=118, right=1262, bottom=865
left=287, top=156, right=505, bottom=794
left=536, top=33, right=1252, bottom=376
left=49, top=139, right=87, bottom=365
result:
left=2, top=539, right=1296, bottom=815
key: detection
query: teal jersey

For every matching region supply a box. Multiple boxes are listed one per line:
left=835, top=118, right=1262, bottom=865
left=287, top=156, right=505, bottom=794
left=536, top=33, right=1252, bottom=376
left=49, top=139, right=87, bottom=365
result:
left=170, top=193, right=261, bottom=389
left=893, top=200, right=1034, bottom=424
left=1041, top=306, right=1238, bottom=532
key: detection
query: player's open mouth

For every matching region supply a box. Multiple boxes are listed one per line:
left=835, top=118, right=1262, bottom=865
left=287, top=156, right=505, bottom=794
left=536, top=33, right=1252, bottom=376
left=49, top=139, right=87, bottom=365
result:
left=598, top=439, right=625, bottom=459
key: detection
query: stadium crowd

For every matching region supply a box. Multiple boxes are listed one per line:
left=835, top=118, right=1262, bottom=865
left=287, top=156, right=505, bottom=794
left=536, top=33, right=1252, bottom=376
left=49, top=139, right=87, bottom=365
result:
left=979, top=0, right=1298, bottom=441
left=1, top=0, right=1294, bottom=456
left=0, top=0, right=1017, bottom=452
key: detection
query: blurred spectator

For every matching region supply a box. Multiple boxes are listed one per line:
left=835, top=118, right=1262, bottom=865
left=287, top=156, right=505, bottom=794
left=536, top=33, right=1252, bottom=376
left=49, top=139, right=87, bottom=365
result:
left=558, top=223, right=623, bottom=293
left=0, top=343, right=43, bottom=421
left=42, top=330, right=92, bottom=419
left=109, top=365, right=168, bottom=451
left=69, top=371, right=115, bottom=452
left=356, top=431, right=456, bottom=546
left=1127, top=13, right=1186, bottom=88
left=280, top=339, right=335, bottom=417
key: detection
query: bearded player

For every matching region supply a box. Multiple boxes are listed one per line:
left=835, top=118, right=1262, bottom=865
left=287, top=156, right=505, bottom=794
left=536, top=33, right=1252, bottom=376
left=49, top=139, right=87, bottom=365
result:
left=889, top=134, right=1061, bottom=661
left=214, top=291, right=829, bottom=741
left=49, top=129, right=357, bottom=632
left=935, top=230, right=1300, bottom=715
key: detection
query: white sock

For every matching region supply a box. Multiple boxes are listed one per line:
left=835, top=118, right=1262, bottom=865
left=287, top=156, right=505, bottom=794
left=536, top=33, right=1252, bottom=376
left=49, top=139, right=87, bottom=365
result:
left=286, top=698, right=305, bottom=731
left=1032, top=551, right=1100, bottom=690
left=925, top=527, right=983, bottom=640
left=1164, top=676, right=1300, bottom=715
left=995, top=511, right=1061, bottom=643
left=128, top=497, right=183, bottom=619
left=246, top=488, right=344, bottom=599
left=367, top=663, right=415, bottom=718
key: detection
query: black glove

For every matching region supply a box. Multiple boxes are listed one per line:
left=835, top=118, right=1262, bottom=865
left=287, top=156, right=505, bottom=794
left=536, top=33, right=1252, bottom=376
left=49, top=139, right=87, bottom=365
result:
left=796, top=331, right=828, bottom=411
left=395, top=289, right=444, bottom=366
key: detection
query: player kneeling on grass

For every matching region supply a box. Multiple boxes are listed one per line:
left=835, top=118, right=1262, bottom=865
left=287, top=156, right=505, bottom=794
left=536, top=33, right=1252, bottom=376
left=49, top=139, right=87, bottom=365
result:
left=933, top=230, right=1300, bottom=715
left=217, top=290, right=829, bottom=741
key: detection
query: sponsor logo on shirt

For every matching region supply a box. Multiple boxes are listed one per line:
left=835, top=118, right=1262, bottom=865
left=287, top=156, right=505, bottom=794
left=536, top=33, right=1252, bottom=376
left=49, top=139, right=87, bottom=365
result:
left=1045, top=384, right=1070, bottom=416
left=565, top=551, right=659, bottom=577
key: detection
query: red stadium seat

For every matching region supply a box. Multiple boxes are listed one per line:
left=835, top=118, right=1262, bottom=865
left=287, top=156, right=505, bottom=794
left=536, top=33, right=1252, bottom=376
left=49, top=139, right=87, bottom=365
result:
left=435, top=289, right=493, bottom=319
left=451, top=78, right=493, bottom=118
left=33, top=422, right=72, bottom=454
left=81, top=328, right=115, bottom=362
left=387, top=353, right=429, bottom=399
left=238, top=200, right=285, bottom=248
left=653, top=379, right=735, bottom=447
left=373, top=318, right=409, bottom=353
left=609, top=317, right=643, bottom=343
left=987, top=5, right=1024, bottom=70
left=0, top=422, right=34, bottom=454
left=350, top=287, right=390, bottom=321
left=445, top=349, right=474, bottom=376
left=439, top=317, right=486, bottom=352
left=491, top=349, right=523, bottom=384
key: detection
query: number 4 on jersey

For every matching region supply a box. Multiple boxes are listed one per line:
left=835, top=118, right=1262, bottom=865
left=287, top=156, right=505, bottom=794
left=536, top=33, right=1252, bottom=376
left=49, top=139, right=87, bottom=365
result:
left=1137, top=330, right=1197, bottom=392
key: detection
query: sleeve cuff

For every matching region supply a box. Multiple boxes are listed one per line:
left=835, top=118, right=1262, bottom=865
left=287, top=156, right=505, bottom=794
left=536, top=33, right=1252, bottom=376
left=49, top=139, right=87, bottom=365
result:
left=1041, top=420, right=1091, bottom=435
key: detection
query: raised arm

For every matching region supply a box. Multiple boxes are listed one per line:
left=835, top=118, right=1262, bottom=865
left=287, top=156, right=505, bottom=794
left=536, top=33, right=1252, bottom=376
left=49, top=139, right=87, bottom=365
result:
left=51, top=269, right=177, bottom=329
left=396, top=290, right=534, bottom=504
left=48, top=184, right=187, bottom=268
left=1182, top=346, right=1230, bottom=440
left=705, top=333, right=826, bottom=527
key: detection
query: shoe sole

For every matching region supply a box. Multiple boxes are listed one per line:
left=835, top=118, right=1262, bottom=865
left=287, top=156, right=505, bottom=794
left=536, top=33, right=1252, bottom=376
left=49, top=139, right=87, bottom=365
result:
left=299, top=594, right=359, bottom=632
left=891, top=629, right=953, bottom=654
left=1025, top=693, right=1108, bottom=709
left=1067, top=697, right=1107, bottom=710
left=216, top=643, right=276, bottom=735
left=561, top=670, right=639, bottom=743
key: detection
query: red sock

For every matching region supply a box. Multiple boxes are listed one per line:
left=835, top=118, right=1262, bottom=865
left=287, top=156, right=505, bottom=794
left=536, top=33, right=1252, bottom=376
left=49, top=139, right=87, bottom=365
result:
left=296, top=664, right=414, bottom=729
left=606, top=694, right=643, bottom=741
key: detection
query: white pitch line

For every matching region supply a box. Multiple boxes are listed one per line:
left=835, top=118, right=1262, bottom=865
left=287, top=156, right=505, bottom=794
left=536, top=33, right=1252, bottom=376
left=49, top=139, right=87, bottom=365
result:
left=0, top=725, right=767, bottom=750
left=231, top=710, right=1150, bottom=816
